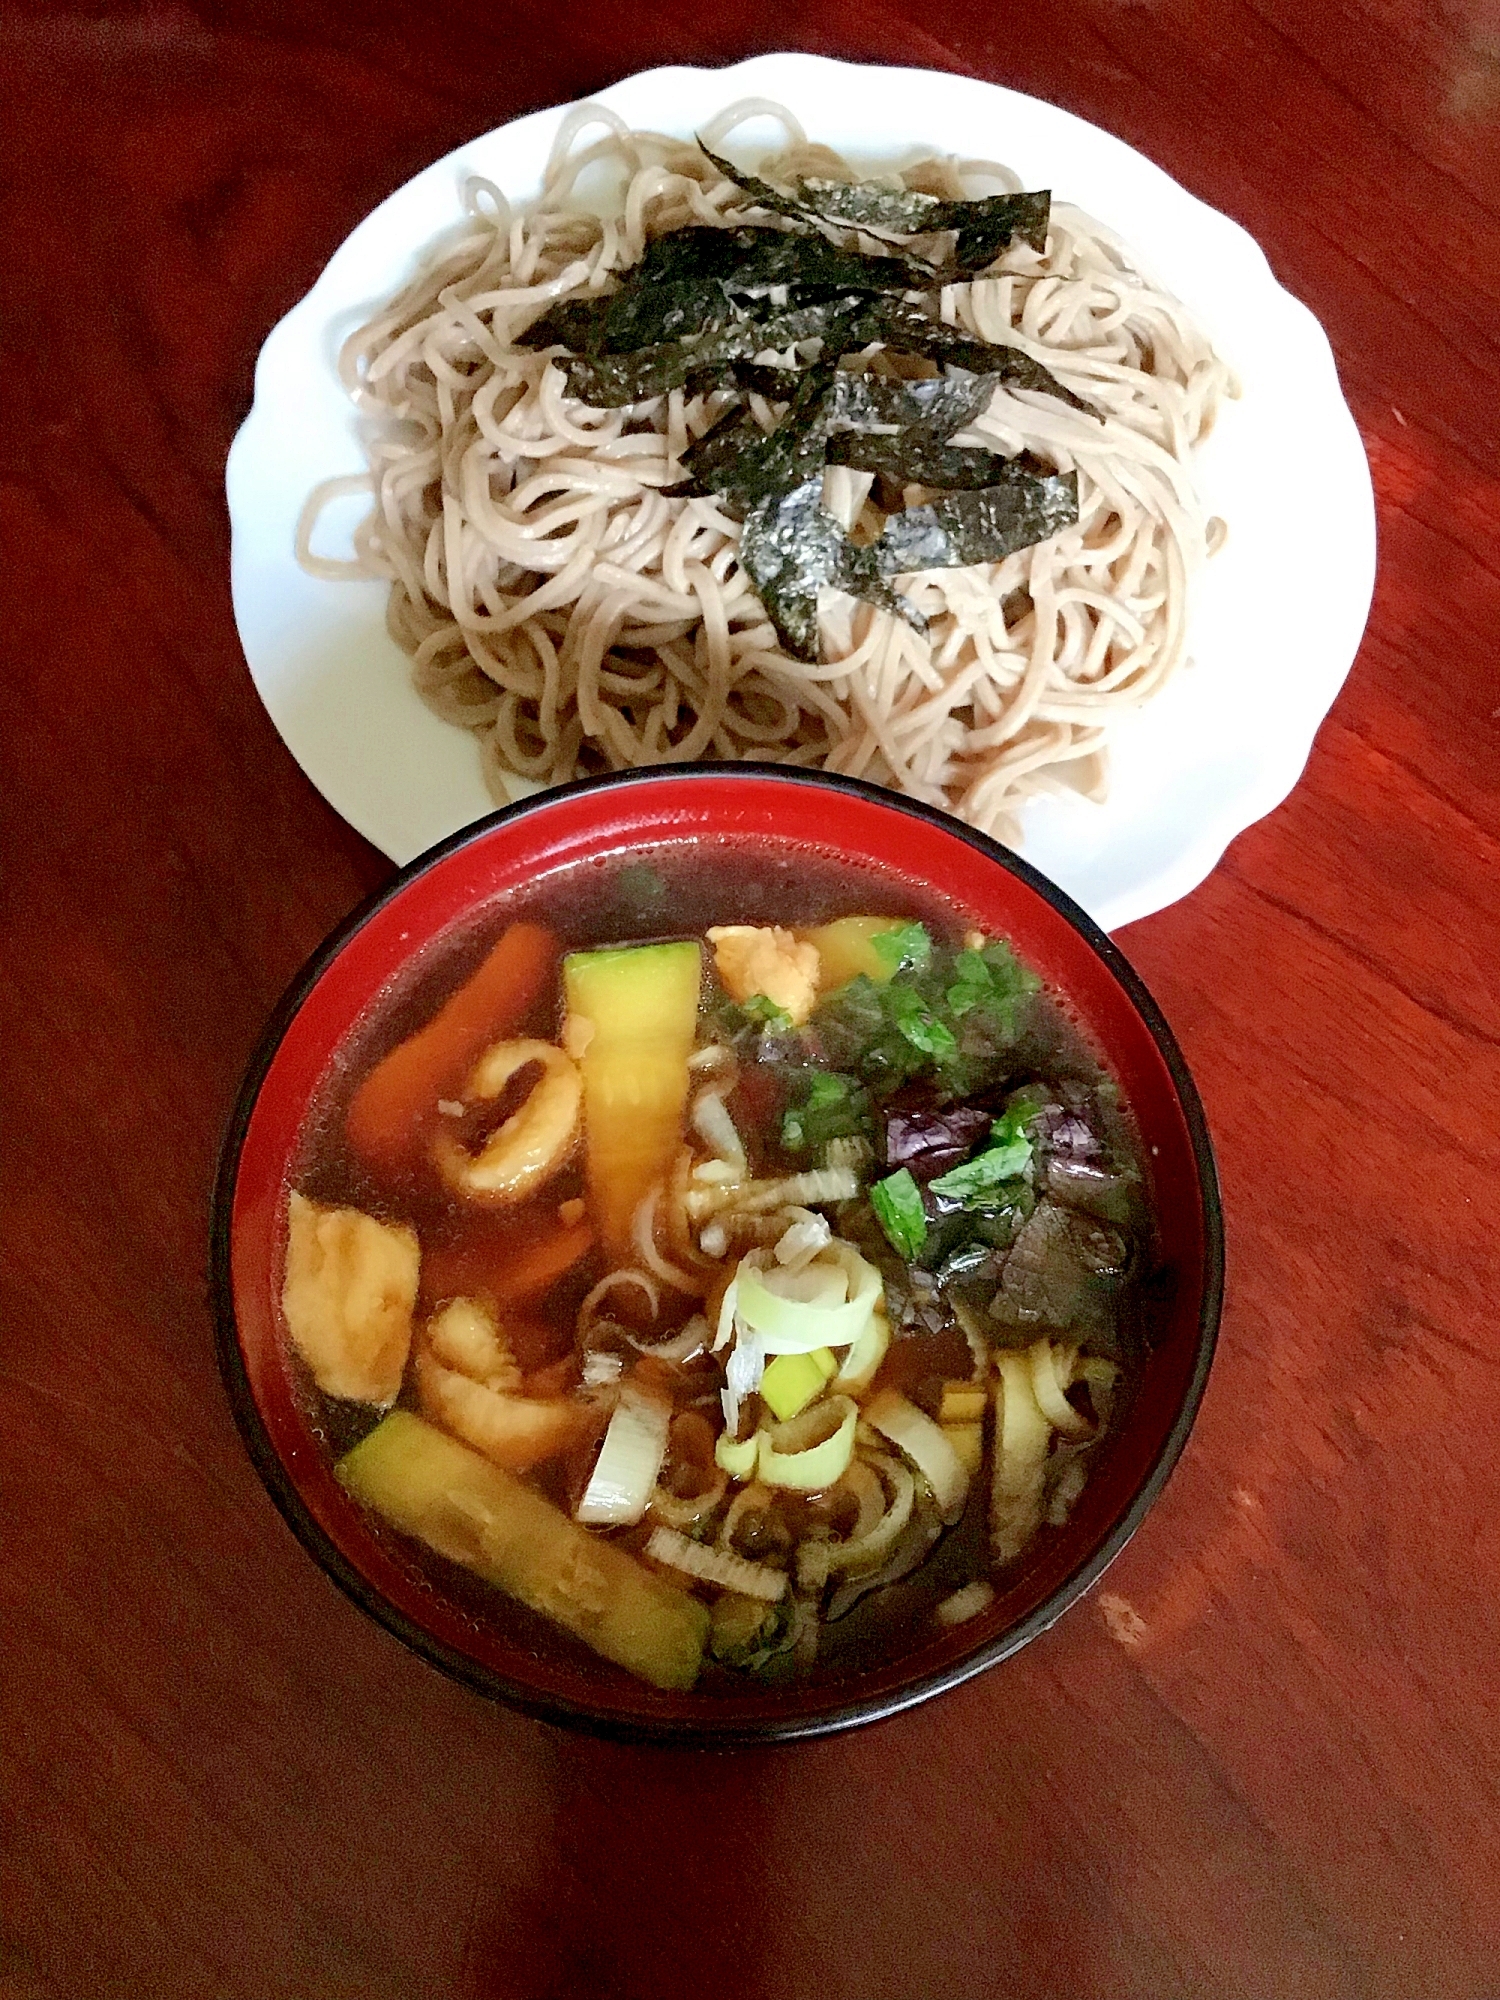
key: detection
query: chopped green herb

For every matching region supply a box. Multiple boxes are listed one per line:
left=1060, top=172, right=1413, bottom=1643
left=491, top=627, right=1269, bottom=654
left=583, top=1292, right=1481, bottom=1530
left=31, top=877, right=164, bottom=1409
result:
left=946, top=944, right=1043, bottom=1058
left=990, top=1094, right=1043, bottom=1149
left=870, top=1168, right=928, bottom=1260
left=742, top=993, right=794, bottom=1032
left=929, top=1134, right=1033, bottom=1202
left=615, top=861, right=667, bottom=905
left=946, top=949, right=994, bottom=1018
left=887, top=983, right=958, bottom=1060
left=781, top=1071, right=870, bottom=1151
left=869, top=921, right=932, bottom=975
left=969, top=1181, right=1037, bottom=1244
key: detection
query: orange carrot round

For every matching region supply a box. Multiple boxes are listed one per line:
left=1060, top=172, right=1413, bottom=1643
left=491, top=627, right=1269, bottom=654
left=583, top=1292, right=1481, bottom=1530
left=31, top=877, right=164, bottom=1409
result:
left=346, top=923, right=556, bottom=1169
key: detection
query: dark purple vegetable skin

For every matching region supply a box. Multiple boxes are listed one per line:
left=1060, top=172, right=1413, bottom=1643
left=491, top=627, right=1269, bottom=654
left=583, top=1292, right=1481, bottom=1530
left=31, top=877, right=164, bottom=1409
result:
left=882, top=1103, right=992, bottom=1181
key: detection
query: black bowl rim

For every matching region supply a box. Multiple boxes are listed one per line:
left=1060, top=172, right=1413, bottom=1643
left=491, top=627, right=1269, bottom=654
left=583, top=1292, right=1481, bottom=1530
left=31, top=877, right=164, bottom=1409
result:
left=210, top=762, right=1224, bottom=1747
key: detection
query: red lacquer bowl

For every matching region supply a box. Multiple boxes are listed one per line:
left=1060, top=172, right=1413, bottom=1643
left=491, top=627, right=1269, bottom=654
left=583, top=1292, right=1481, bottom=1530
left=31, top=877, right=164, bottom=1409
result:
left=212, top=766, right=1222, bottom=1743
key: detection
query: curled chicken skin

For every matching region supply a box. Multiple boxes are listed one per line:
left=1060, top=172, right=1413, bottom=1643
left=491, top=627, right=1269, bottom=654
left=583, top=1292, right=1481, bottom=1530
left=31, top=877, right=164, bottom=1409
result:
left=431, top=1038, right=581, bottom=1204
left=416, top=1297, right=593, bottom=1473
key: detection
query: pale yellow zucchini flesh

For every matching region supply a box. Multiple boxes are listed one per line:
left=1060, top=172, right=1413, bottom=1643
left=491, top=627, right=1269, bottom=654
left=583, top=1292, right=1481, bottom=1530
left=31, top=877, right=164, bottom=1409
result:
left=336, top=1410, right=708, bottom=1691
left=563, top=940, right=702, bottom=1260
left=797, top=915, right=905, bottom=993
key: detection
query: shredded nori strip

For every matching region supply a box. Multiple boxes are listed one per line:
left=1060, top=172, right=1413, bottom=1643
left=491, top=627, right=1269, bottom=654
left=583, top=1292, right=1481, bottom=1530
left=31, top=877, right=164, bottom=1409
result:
left=562, top=301, right=865, bottom=406
left=842, top=301, right=1099, bottom=417
left=521, top=225, right=926, bottom=356
left=738, top=478, right=924, bottom=661
left=556, top=285, right=1094, bottom=421
left=827, top=433, right=1015, bottom=491
left=698, top=143, right=1051, bottom=272
left=874, top=473, right=1080, bottom=574
left=527, top=161, right=1091, bottom=652
left=683, top=368, right=1063, bottom=516
left=827, top=370, right=999, bottom=438
left=798, top=181, right=1051, bottom=277
left=681, top=376, right=838, bottom=514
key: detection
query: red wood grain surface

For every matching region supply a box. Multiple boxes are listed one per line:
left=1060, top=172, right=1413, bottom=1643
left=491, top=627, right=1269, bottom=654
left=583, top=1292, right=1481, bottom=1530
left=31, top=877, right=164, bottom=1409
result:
left=2, top=4, right=1497, bottom=1996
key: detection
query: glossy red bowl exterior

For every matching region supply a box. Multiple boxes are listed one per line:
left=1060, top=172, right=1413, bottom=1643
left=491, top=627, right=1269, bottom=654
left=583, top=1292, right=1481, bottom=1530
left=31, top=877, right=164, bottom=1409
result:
left=212, top=765, right=1222, bottom=1743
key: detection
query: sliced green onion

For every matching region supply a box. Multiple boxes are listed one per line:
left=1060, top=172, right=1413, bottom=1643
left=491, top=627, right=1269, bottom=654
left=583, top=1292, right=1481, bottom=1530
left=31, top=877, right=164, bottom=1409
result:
left=734, top=1242, right=881, bottom=1352
left=575, top=1388, right=671, bottom=1527
left=757, top=1396, right=858, bottom=1491
left=645, top=1525, right=787, bottom=1601
left=824, top=1451, right=915, bottom=1575
left=647, top=1466, right=729, bottom=1532
left=864, top=1387, right=970, bottom=1524
left=935, top=1580, right=995, bottom=1626
left=714, top=1430, right=759, bottom=1480
left=761, top=1347, right=838, bottom=1422
left=831, top=1301, right=890, bottom=1395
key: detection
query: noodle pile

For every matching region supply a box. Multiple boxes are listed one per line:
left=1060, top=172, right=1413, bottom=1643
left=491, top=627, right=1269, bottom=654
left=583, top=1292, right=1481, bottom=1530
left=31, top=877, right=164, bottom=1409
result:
left=299, top=99, right=1234, bottom=840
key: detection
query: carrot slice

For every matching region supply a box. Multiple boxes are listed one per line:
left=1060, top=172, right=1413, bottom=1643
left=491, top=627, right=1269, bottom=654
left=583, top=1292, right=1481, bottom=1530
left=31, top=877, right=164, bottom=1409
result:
left=492, top=1220, right=594, bottom=1305
left=346, top=923, right=556, bottom=1169
left=420, top=1216, right=594, bottom=1317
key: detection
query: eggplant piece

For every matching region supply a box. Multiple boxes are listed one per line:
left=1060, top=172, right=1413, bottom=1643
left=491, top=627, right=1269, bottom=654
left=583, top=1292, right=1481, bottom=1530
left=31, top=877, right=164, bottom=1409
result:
left=336, top=1413, right=708, bottom=1690
left=884, top=1102, right=992, bottom=1180
left=989, top=1200, right=1094, bottom=1329
left=1045, top=1157, right=1136, bottom=1225
left=1033, top=1102, right=1105, bottom=1161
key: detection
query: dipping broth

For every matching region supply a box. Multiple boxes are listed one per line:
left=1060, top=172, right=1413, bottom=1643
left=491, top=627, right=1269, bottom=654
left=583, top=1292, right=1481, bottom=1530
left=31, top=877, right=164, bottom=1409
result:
left=279, top=844, right=1154, bottom=1692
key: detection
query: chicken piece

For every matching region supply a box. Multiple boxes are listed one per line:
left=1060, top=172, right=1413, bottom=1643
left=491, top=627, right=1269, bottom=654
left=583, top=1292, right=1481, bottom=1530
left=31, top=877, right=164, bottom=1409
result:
left=282, top=1192, right=420, bottom=1405
left=707, top=926, right=821, bottom=1027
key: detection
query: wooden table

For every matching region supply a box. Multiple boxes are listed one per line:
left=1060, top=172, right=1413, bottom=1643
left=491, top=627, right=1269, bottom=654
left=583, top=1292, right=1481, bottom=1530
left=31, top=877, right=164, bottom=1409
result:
left=3, top=4, right=1496, bottom=1995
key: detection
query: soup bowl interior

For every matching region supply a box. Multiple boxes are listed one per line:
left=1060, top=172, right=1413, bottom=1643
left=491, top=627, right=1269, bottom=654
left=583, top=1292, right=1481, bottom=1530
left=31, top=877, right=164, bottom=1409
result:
left=213, top=765, right=1221, bottom=1743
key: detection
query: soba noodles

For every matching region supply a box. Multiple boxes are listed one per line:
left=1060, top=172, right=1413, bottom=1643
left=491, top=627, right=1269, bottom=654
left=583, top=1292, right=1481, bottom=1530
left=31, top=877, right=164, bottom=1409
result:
left=299, top=100, right=1234, bottom=840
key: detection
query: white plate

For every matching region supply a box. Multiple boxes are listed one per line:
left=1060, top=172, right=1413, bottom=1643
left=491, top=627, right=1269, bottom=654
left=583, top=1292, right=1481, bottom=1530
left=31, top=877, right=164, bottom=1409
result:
left=227, top=53, right=1375, bottom=932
